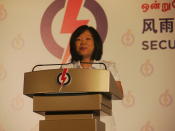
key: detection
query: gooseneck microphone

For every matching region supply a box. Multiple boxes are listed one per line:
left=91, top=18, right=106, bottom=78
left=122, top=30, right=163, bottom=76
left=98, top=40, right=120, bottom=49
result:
left=32, top=62, right=107, bottom=71
left=32, top=63, right=72, bottom=72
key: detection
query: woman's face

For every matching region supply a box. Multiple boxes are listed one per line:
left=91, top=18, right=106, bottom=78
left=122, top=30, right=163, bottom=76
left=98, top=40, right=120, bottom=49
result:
left=75, top=30, right=94, bottom=59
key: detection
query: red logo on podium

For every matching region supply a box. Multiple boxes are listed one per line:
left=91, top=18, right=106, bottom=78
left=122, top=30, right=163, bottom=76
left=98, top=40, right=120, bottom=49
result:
left=57, top=68, right=71, bottom=86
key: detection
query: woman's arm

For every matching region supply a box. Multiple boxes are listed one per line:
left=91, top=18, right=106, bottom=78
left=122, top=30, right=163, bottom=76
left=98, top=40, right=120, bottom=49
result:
left=116, top=81, right=124, bottom=99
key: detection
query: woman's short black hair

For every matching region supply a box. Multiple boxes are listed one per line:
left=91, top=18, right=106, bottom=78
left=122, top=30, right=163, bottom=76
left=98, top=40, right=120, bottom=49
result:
left=69, top=25, right=103, bottom=62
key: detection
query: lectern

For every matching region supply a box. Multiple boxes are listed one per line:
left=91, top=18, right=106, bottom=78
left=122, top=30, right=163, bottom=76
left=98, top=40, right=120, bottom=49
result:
left=23, top=68, right=122, bottom=131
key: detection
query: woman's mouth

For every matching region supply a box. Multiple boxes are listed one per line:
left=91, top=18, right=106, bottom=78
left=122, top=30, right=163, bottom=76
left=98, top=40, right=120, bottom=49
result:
left=80, top=47, right=88, bottom=51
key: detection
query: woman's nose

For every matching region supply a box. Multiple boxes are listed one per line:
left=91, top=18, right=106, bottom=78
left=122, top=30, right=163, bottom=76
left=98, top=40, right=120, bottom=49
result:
left=80, top=39, right=86, bottom=44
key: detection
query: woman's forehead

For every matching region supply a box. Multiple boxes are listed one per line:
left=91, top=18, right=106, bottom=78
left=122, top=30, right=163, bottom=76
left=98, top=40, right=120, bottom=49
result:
left=78, top=30, right=92, bottom=37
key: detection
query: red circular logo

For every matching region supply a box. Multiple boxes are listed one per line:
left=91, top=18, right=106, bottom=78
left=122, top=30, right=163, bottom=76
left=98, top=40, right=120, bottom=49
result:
left=40, top=0, right=108, bottom=63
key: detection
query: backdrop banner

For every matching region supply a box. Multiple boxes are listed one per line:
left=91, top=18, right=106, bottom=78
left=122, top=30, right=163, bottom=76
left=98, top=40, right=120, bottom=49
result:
left=1, top=0, right=175, bottom=131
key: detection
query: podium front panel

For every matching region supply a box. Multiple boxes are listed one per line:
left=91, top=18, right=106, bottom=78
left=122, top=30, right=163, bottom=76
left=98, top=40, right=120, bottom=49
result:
left=33, top=94, right=112, bottom=115
left=24, top=69, right=109, bottom=93
left=45, top=113, right=100, bottom=120
left=39, top=119, right=105, bottom=131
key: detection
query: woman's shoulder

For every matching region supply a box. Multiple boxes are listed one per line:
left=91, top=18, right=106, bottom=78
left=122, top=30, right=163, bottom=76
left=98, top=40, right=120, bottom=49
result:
left=98, top=59, right=120, bottom=81
left=98, top=60, right=116, bottom=67
left=95, top=59, right=118, bottom=71
left=100, top=60, right=115, bottom=64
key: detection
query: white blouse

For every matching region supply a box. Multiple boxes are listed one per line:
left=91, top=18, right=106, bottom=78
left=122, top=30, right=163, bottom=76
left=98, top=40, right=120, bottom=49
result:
left=61, top=60, right=120, bottom=81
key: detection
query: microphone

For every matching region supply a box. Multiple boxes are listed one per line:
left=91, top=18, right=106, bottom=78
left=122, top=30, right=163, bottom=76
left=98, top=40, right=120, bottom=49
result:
left=32, top=62, right=107, bottom=71
left=32, top=63, right=72, bottom=72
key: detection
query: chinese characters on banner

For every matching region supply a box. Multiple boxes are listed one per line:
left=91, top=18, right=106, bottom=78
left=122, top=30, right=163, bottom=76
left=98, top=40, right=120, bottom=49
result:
left=141, top=0, right=175, bottom=50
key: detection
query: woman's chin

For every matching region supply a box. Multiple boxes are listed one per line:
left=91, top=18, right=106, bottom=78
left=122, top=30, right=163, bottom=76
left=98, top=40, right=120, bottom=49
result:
left=80, top=54, right=91, bottom=59
left=79, top=52, right=89, bottom=56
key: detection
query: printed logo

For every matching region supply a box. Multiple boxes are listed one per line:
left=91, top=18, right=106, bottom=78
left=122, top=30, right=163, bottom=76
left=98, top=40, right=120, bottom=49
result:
left=140, top=59, right=154, bottom=77
left=159, top=89, right=173, bottom=107
left=57, top=68, right=71, bottom=86
left=11, top=94, right=24, bottom=111
left=11, top=34, right=25, bottom=50
left=141, top=121, right=154, bottom=131
left=40, top=0, right=108, bottom=63
left=121, top=29, right=135, bottom=46
left=122, top=91, right=135, bottom=108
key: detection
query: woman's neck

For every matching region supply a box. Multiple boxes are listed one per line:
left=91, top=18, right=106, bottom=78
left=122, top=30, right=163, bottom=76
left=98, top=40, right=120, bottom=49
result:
left=80, top=58, right=93, bottom=68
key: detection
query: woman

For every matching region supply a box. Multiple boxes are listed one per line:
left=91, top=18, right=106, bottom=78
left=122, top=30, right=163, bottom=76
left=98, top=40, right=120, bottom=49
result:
left=62, top=25, right=123, bottom=99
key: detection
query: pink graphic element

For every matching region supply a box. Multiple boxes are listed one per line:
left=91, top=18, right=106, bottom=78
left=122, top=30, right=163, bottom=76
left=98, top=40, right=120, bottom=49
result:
left=140, top=60, right=154, bottom=77
left=141, top=121, right=154, bottom=131
left=41, top=0, right=89, bottom=63
left=61, top=68, right=68, bottom=85
left=0, top=64, right=6, bottom=80
left=41, top=0, right=66, bottom=60
left=61, top=0, right=89, bottom=63
left=122, top=91, right=135, bottom=108
left=121, top=30, right=135, bottom=46
left=61, top=0, right=89, bottom=33
left=11, top=94, right=24, bottom=111
left=11, top=34, right=25, bottom=49
left=0, top=4, right=7, bottom=20
left=159, top=89, right=173, bottom=107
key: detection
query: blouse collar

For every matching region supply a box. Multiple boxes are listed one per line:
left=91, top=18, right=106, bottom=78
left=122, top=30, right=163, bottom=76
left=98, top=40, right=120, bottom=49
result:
left=73, top=60, right=102, bottom=69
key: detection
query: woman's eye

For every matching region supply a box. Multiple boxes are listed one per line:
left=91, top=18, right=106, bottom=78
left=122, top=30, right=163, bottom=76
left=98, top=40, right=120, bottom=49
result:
left=76, top=37, right=92, bottom=41
left=86, top=38, right=91, bottom=40
left=76, top=38, right=81, bottom=41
